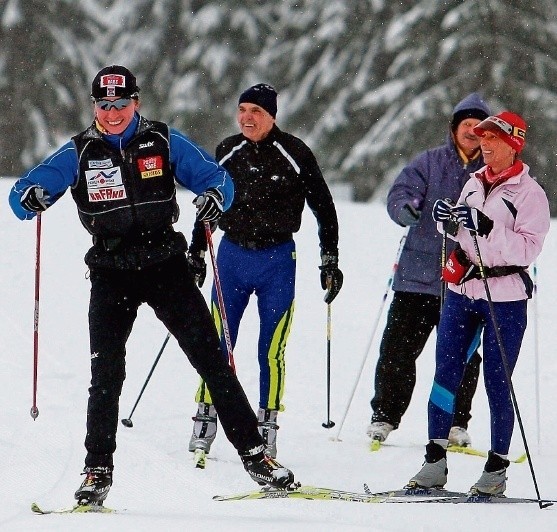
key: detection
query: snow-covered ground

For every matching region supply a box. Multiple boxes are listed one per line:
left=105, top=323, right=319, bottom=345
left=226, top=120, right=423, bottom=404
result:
left=1, top=176, right=555, bottom=531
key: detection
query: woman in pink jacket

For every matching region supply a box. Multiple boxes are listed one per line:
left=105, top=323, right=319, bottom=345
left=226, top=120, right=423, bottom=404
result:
left=407, top=111, right=550, bottom=496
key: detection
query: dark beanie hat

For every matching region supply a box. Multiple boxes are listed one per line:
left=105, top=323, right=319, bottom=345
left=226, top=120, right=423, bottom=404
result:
left=450, top=93, right=490, bottom=132
left=91, top=65, right=140, bottom=99
left=451, top=108, right=490, bottom=132
left=238, top=83, right=277, bottom=118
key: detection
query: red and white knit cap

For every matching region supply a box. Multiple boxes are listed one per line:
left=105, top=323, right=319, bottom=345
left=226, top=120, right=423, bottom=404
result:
left=473, top=111, right=527, bottom=153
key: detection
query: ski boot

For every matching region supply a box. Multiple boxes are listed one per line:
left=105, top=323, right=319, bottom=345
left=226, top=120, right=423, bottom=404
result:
left=188, top=402, right=217, bottom=468
left=366, top=421, right=394, bottom=450
left=241, top=445, right=295, bottom=489
left=257, top=408, right=279, bottom=458
left=448, top=426, right=472, bottom=447
left=74, top=466, right=113, bottom=506
left=469, top=451, right=509, bottom=496
left=407, top=441, right=448, bottom=489
left=366, top=421, right=394, bottom=443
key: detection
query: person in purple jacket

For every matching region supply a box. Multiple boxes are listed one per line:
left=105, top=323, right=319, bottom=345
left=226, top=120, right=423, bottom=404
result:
left=408, top=111, right=550, bottom=496
left=9, top=65, right=295, bottom=506
left=367, top=93, right=490, bottom=448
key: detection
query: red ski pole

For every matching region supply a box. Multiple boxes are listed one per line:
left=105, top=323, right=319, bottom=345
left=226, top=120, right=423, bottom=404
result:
left=31, top=213, right=42, bottom=420
left=204, top=222, right=235, bottom=372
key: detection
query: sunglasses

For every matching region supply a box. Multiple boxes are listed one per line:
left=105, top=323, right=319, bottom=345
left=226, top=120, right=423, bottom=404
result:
left=94, top=97, right=134, bottom=111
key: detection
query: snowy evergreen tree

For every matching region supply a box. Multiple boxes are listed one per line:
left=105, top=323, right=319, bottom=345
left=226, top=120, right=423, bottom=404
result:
left=253, top=0, right=411, bottom=200
left=0, top=0, right=88, bottom=173
left=332, top=0, right=557, bottom=203
left=1, top=0, right=556, bottom=211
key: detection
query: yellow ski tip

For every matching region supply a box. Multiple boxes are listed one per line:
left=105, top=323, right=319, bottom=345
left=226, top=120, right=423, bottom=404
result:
left=514, top=453, right=527, bottom=464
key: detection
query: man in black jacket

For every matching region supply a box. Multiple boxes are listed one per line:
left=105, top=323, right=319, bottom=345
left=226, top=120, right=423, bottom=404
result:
left=187, top=84, right=343, bottom=463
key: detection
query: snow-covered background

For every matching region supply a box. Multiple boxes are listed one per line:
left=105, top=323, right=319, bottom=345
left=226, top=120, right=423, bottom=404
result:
left=1, top=176, right=555, bottom=531
left=5, top=2, right=557, bottom=210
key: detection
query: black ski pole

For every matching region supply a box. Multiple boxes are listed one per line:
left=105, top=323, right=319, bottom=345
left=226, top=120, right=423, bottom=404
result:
left=322, top=296, right=335, bottom=428
left=441, top=230, right=447, bottom=307
left=31, top=213, right=42, bottom=420
left=332, top=228, right=408, bottom=441
left=121, top=332, right=171, bottom=427
left=469, top=229, right=549, bottom=509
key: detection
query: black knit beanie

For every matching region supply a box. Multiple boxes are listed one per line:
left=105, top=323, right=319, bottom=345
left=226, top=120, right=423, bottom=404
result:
left=238, top=84, right=277, bottom=118
left=451, top=108, right=489, bottom=132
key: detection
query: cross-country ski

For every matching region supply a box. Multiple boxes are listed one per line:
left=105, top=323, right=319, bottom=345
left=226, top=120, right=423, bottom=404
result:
left=213, top=484, right=555, bottom=506
left=31, top=502, right=116, bottom=515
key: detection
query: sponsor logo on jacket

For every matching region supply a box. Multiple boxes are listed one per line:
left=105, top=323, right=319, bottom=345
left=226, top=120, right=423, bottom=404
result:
left=85, top=167, right=126, bottom=202
left=138, top=156, right=163, bottom=179
left=88, top=159, right=113, bottom=169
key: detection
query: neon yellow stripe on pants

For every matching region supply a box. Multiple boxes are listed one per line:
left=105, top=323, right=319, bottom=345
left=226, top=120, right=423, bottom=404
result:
left=194, top=300, right=294, bottom=410
left=265, top=301, right=294, bottom=411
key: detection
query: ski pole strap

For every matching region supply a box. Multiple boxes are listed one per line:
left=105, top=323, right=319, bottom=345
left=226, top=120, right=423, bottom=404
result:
left=464, top=263, right=532, bottom=298
left=443, top=246, right=529, bottom=293
left=476, top=264, right=527, bottom=278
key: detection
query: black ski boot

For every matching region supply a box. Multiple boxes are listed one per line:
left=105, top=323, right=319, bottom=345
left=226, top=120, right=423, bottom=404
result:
left=74, top=466, right=113, bottom=505
left=241, top=445, right=295, bottom=489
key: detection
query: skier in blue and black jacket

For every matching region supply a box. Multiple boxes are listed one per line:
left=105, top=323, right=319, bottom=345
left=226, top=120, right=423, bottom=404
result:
left=9, top=66, right=295, bottom=506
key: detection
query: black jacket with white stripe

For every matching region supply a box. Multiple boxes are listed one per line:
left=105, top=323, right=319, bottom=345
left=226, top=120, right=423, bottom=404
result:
left=211, top=124, right=339, bottom=254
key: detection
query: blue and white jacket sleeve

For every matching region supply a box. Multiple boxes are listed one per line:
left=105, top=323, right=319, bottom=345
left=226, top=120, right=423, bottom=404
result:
left=169, top=128, right=234, bottom=211
left=9, top=142, right=79, bottom=220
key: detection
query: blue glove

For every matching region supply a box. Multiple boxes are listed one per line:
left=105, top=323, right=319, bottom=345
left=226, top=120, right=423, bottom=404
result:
left=193, top=188, right=224, bottom=222
left=452, top=206, right=493, bottom=237
left=21, top=186, right=50, bottom=212
left=319, top=253, right=343, bottom=304
left=398, top=204, right=421, bottom=227
left=432, top=198, right=455, bottom=222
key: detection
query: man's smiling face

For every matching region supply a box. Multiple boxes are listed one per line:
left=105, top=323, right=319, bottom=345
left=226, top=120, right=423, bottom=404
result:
left=237, top=103, right=275, bottom=142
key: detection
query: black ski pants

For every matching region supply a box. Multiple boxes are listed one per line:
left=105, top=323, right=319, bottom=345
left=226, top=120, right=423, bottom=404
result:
left=84, top=254, right=262, bottom=467
left=370, top=291, right=481, bottom=430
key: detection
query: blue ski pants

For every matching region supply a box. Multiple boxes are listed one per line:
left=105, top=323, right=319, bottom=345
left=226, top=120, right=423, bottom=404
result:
left=428, top=289, right=527, bottom=455
left=195, top=236, right=296, bottom=411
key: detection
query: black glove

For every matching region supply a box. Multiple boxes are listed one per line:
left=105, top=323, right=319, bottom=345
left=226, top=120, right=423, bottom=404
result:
left=189, top=220, right=210, bottom=256
left=452, top=205, right=493, bottom=238
left=187, top=250, right=207, bottom=288
left=398, top=204, right=421, bottom=227
left=319, top=253, right=344, bottom=304
left=193, top=188, right=224, bottom=222
left=21, top=185, right=50, bottom=212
